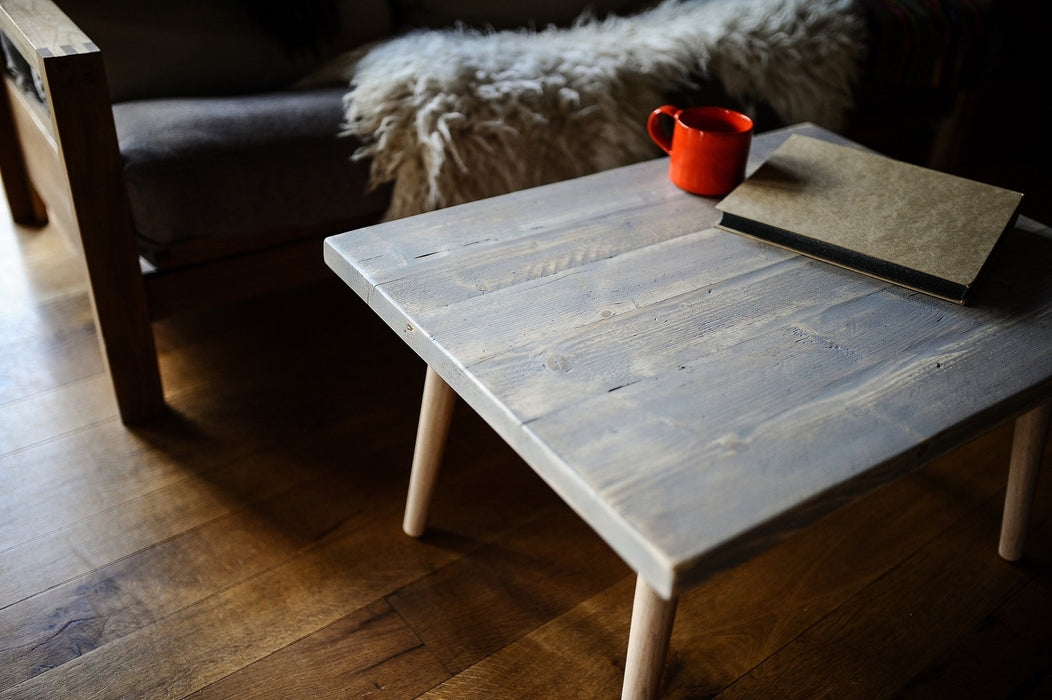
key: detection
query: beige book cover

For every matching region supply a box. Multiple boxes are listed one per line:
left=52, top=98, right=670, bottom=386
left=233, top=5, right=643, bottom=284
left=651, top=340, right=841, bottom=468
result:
left=715, top=135, right=1024, bottom=303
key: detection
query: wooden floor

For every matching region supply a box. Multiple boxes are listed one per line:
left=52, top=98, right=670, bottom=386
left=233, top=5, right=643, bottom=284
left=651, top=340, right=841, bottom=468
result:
left=1, top=182, right=1051, bottom=699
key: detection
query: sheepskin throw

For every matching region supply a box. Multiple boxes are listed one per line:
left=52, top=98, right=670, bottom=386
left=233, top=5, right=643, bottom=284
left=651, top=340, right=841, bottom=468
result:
left=341, top=0, right=867, bottom=220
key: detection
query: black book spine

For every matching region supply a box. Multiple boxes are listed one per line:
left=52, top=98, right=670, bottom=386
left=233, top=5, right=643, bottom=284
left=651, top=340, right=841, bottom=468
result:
left=718, top=213, right=968, bottom=303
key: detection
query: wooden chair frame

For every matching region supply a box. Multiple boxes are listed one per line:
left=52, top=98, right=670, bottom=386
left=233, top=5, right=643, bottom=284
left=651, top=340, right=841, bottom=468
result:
left=0, top=0, right=350, bottom=423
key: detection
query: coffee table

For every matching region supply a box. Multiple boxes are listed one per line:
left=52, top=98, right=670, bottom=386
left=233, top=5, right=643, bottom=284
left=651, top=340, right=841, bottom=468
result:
left=324, top=124, right=1052, bottom=699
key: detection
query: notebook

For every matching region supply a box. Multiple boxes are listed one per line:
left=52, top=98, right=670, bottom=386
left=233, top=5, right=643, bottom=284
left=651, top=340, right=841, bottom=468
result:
left=715, top=135, right=1024, bottom=303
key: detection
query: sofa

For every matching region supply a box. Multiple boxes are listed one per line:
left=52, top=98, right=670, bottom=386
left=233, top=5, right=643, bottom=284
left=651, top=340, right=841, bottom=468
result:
left=0, top=0, right=998, bottom=422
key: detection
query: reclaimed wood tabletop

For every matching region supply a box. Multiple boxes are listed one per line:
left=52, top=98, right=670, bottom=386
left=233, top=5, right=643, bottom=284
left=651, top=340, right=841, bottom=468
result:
left=325, top=123, right=1052, bottom=601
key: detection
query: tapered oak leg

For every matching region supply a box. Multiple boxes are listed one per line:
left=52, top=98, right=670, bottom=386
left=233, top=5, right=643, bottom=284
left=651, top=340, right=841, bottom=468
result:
left=403, top=365, right=457, bottom=537
left=999, top=401, right=1051, bottom=561
left=622, top=575, right=678, bottom=700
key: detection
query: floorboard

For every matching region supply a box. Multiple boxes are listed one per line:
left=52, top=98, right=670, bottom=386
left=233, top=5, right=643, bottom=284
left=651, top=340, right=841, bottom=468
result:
left=715, top=486, right=1052, bottom=699
left=188, top=599, right=451, bottom=700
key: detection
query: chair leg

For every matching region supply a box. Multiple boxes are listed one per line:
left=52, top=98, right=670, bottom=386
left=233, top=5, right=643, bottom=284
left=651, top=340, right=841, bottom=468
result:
left=622, top=575, right=679, bottom=700
left=403, top=365, right=457, bottom=537
left=88, top=287, right=166, bottom=424
left=999, top=401, right=1051, bottom=561
left=79, top=219, right=165, bottom=423
left=0, top=79, right=48, bottom=225
left=34, top=48, right=166, bottom=424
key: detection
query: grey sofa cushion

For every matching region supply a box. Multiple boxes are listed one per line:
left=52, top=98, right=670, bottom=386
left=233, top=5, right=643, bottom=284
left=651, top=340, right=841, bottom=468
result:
left=114, top=87, right=388, bottom=268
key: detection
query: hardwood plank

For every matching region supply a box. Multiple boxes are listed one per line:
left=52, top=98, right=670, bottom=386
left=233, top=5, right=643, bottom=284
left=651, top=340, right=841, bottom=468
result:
left=0, top=384, right=337, bottom=554
left=188, top=599, right=450, bottom=699
left=0, top=285, right=418, bottom=552
left=0, top=423, right=202, bottom=553
left=0, top=218, right=84, bottom=309
left=0, top=401, right=556, bottom=691
left=144, top=276, right=410, bottom=400
left=0, top=441, right=465, bottom=693
left=0, top=338, right=427, bottom=594
left=894, top=580, right=1052, bottom=699
left=0, top=286, right=433, bottom=607
left=0, top=425, right=392, bottom=608
left=143, top=237, right=335, bottom=321
left=419, top=575, right=634, bottom=700
left=0, top=292, right=103, bottom=407
left=0, top=438, right=556, bottom=700
left=0, top=374, right=115, bottom=456
left=714, top=464, right=1052, bottom=699
left=0, top=505, right=445, bottom=699
left=0, top=505, right=310, bottom=691
left=658, top=429, right=1042, bottom=697
left=389, top=500, right=630, bottom=674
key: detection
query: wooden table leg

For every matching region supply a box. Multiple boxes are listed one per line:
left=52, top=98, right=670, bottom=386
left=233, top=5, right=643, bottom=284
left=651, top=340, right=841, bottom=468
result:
left=622, top=575, right=678, bottom=700
left=999, top=400, right=1051, bottom=561
left=403, top=366, right=457, bottom=537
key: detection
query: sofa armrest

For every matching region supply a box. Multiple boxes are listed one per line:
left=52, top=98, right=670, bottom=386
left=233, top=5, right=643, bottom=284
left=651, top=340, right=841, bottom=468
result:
left=0, top=0, right=164, bottom=421
left=0, top=0, right=96, bottom=114
left=0, top=0, right=94, bottom=62
left=1, top=0, right=107, bottom=231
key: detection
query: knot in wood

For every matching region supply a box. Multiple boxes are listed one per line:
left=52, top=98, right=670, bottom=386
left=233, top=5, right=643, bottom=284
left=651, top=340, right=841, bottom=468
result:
left=546, top=353, right=571, bottom=372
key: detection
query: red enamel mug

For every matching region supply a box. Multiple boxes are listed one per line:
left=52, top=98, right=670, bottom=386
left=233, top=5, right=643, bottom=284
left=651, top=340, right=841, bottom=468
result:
left=647, top=105, right=753, bottom=196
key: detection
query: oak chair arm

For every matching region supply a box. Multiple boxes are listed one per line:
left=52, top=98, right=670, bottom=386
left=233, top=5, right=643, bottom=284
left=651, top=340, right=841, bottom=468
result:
left=0, top=0, right=164, bottom=422
left=0, top=0, right=110, bottom=236
left=0, top=0, right=95, bottom=69
left=0, top=0, right=94, bottom=223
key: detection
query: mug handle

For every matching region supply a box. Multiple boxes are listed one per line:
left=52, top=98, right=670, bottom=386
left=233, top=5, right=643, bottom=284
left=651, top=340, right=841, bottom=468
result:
left=647, top=105, right=680, bottom=154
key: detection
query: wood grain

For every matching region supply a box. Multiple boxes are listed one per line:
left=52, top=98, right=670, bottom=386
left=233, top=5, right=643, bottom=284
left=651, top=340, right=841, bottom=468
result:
left=389, top=500, right=629, bottom=674
left=0, top=508, right=445, bottom=698
left=0, top=293, right=102, bottom=410
left=894, top=579, right=1052, bottom=699
left=187, top=600, right=450, bottom=699
left=326, top=124, right=1052, bottom=599
left=714, top=473, right=1052, bottom=700
left=45, top=49, right=165, bottom=421
left=0, top=373, right=115, bottom=456
left=419, top=576, right=636, bottom=699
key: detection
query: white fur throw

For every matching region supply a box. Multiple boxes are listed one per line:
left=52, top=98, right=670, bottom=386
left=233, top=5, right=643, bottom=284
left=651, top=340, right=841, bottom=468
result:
left=339, top=0, right=867, bottom=220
